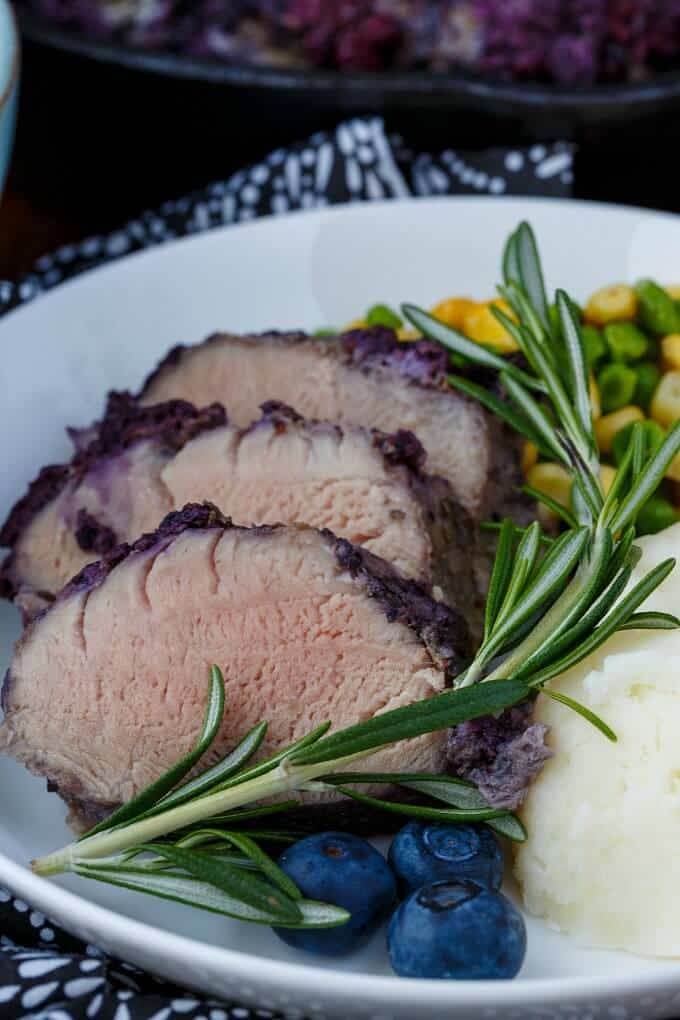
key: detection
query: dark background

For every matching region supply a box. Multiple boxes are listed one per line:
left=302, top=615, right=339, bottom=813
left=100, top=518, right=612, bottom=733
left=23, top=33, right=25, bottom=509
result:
left=3, top=34, right=680, bottom=282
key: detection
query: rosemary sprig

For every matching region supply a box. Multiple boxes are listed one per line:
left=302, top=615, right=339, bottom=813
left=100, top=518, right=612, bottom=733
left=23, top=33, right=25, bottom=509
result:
left=403, top=222, right=680, bottom=725
left=32, top=669, right=529, bottom=915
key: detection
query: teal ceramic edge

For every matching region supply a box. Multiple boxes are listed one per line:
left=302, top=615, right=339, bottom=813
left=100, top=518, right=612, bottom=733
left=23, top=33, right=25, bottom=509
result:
left=0, top=0, right=19, bottom=193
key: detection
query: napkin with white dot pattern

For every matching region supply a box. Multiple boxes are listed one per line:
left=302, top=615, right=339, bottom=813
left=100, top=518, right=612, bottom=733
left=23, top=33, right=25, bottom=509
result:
left=0, top=116, right=574, bottom=1019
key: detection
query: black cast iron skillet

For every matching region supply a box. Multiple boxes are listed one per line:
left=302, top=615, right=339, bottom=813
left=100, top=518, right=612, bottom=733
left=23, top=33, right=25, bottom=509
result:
left=19, top=10, right=680, bottom=131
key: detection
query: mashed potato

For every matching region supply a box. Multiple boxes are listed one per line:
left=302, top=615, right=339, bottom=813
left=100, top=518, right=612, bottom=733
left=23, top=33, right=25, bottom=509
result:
left=515, top=523, right=680, bottom=957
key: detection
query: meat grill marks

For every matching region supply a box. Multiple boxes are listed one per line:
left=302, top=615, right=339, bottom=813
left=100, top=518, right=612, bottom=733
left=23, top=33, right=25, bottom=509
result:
left=140, top=327, right=524, bottom=522
left=0, top=396, right=481, bottom=631
left=0, top=504, right=470, bottom=832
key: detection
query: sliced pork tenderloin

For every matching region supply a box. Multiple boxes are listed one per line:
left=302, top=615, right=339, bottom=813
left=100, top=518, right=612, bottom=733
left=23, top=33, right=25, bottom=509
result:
left=0, top=504, right=470, bottom=832
left=140, top=327, right=524, bottom=522
left=0, top=394, right=226, bottom=613
left=1, top=396, right=481, bottom=631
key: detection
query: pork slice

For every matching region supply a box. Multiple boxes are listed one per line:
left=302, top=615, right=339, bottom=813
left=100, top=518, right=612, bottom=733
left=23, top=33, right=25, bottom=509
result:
left=1, top=399, right=481, bottom=632
left=140, top=328, right=523, bottom=521
left=0, top=504, right=470, bottom=831
left=0, top=393, right=227, bottom=608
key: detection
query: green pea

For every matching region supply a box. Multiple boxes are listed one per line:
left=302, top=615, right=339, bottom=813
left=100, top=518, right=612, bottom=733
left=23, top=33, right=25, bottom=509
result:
left=366, top=304, right=403, bottom=330
left=635, top=279, right=680, bottom=335
left=636, top=496, right=678, bottom=536
left=581, top=325, right=608, bottom=371
left=633, top=361, right=662, bottom=410
left=597, top=363, right=638, bottom=413
left=603, top=322, right=650, bottom=363
left=611, top=419, right=665, bottom=466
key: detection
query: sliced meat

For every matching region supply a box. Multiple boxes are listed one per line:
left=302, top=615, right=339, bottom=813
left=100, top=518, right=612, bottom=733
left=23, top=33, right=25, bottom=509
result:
left=0, top=394, right=226, bottom=610
left=1, top=397, right=480, bottom=631
left=0, top=503, right=470, bottom=831
left=140, top=327, right=523, bottom=521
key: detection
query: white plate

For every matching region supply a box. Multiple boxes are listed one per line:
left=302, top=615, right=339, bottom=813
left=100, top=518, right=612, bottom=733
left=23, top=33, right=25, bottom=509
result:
left=2, top=196, right=680, bottom=1020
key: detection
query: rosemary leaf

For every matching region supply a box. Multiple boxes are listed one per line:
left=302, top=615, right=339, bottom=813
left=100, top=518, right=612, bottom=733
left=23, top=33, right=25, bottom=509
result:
left=514, top=222, right=551, bottom=333
left=480, top=521, right=555, bottom=546
left=528, top=558, right=677, bottom=688
left=522, top=484, right=578, bottom=529
left=540, top=688, right=617, bottom=741
left=556, top=289, right=593, bottom=446
left=80, top=665, right=225, bottom=840
left=215, top=721, right=332, bottom=791
left=502, top=226, right=521, bottom=288
left=331, top=785, right=509, bottom=825
left=168, top=830, right=301, bottom=901
left=321, top=773, right=525, bottom=842
left=619, top=611, right=680, bottom=631
left=500, top=372, right=565, bottom=461
left=72, top=864, right=348, bottom=928
left=479, top=528, right=590, bottom=664
left=401, top=304, right=544, bottom=392
left=493, top=521, right=542, bottom=628
left=289, top=679, right=530, bottom=767
left=610, top=420, right=680, bottom=532
left=512, top=561, right=633, bottom=682
left=147, top=720, right=268, bottom=817
left=484, top=518, right=516, bottom=640
left=135, top=843, right=303, bottom=924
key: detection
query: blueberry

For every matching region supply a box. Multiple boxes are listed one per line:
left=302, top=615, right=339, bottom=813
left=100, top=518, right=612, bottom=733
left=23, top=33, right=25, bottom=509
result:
left=388, top=880, right=527, bottom=980
left=388, top=820, right=504, bottom=895
left=273, top=831, right=397, bottom=956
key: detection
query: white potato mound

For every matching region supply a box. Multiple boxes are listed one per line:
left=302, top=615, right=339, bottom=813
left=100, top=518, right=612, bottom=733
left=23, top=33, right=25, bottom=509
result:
left=515, top=522, right=680, bottom=958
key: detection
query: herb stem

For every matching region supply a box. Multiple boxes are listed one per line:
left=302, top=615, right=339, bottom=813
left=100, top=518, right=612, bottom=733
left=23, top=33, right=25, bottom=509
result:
left=32, top=749, right=372, bottom=877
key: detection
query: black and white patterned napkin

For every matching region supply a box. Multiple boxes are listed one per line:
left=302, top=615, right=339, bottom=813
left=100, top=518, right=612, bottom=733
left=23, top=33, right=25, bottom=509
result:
left=0, top=117, right=574, bottom=1020
left=0, top=117, right=574, bottom=315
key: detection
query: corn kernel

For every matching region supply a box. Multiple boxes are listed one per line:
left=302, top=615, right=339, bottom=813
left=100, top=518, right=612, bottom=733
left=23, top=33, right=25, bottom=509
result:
left=589, top=375, right=601, bottom=421
left=342, top=319, right=367, bottom=332
left=522, top=441, right=538, bottom=474
left=661, top=335, right=680, bottom=371
left=527, top=462, right=573, bottom=509
left=397, top=328, right=421, bottom=342
left=594, top=406, right=645, bottom=453
left=600, top=464, right=617, bottom=496
left=584, top=285, right=637, bottom=326
left=651, top=370, right=680, bottom=428
left=430, top=297, right=477, bottom=331
left=463, top=300, right=519, bottom=353
left=666, top=286, right=680, bottom=301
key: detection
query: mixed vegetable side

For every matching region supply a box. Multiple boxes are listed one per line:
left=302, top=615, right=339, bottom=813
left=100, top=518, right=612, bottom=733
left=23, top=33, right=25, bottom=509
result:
left=342, top=278, right=680, bottom=538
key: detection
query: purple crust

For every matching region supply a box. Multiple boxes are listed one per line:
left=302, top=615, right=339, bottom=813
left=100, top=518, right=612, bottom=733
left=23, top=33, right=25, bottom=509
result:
left=141, top=328, right=450, bottom=401
left=0, top=394, right=227, bottom=589
left=253, top=400, right=427, bottom=475
left=0, top=669, right=12, bottom=716
left=447, top=701, right=552, bottom=810
left=57, top=502, right=232, bottom=603
left=0, top=465, right=70, bottom=549
left=37, top=502, right=470, bottom=683
left=67, top=392, right=227, bottom=467
left=340, top=327, right=450, bottom=385
left=331, top=535, right=470, bottom=678
left=74, top=509, right=118, bottom=556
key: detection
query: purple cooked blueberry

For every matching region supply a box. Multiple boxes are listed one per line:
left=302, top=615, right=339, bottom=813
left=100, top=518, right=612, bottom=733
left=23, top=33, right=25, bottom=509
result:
left=273, top=831, right=397, bottom=956
left=388, top=879, right=527, bottom=980
left=388, top=820, right=503, bottom=895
